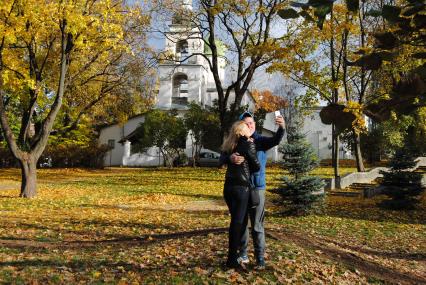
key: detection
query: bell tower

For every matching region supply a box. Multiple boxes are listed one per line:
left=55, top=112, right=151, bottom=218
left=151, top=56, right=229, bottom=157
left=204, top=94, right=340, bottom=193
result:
left=157, top=0, right=209, bottom=109
left=181, top=0, right=192, bottom=11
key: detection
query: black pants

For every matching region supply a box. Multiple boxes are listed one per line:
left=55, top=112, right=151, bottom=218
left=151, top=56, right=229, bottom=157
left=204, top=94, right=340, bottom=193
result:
left=223, top=182, right=249, bottom=264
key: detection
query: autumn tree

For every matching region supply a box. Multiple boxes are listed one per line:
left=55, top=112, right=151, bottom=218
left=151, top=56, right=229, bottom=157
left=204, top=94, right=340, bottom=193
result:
left=273, top=3, right=351, bottom=180
left=0, top=0, right=146, bottom=198
left=278, top=0, right=425, bottom=167
left=360, top=1, right=426, bottom=122
left=272, top=0, right=423, bottom=178
left=251, top=89, right=288, bottom=130
left=58, top=22, right=155, bottom=138
left=344, top=0, right=426, bottom=163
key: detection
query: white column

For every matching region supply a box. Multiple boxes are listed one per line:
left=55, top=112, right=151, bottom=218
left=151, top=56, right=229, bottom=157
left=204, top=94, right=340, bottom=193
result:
left=122, top=140, right=131, bottom=166
left=273, top=145, right=279, bottom=162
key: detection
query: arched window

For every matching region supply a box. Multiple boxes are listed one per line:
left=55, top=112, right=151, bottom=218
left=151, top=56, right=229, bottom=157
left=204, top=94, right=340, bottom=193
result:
left=172, top=73, right=188, bottom=99
left=176, top=40, right=189, bottom=60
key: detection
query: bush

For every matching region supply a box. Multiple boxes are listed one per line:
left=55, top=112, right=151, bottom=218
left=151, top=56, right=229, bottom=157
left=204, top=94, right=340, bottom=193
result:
left=1, top=142, right=109, bottom=169
left=173, top=152, right=188, bottom=167
left=0, top=146, right=18, bottom=167
left=40, top=142, right=110, bottom=168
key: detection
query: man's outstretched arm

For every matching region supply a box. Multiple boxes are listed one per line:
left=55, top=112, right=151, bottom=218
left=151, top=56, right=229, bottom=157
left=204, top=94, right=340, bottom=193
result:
left=256, top=117, right=286, bottom=151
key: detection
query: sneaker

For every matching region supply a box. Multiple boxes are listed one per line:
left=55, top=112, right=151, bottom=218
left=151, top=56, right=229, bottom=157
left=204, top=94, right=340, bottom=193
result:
left=226, top=257, right=247, bottom=271
left=255, top=258, right=266, bottom=270
left=239, top=255, right=249, bottom=264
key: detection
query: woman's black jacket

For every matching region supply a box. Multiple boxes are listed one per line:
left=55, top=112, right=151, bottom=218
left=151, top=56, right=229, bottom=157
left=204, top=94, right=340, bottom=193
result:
left=222, top=137, right=261, bottom=187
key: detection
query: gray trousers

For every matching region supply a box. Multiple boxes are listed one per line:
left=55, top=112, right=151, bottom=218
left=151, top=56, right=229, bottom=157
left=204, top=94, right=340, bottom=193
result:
left=240, top=189, right=265, bottom=260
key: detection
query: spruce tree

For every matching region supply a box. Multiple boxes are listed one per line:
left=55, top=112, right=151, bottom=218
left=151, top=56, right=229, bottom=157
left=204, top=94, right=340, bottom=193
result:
left=379, top=147, right=424, bottom=210
left=274, top=126, right=325, bottom=215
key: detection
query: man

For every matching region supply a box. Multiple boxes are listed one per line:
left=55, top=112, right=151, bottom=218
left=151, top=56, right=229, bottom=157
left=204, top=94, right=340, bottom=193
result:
left=221, top=111, right=285, bottom=269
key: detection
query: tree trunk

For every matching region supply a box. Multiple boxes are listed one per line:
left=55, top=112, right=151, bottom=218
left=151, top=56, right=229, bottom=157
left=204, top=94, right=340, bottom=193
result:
left=332, top=124, right=340, bottom=181
left=352, top=130, right=365, bottom=172
left=19, top=156, right=37, bottom=198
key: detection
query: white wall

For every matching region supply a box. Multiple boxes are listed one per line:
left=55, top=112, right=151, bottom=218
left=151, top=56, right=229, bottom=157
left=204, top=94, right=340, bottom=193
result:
left=98, top=116, right=146, bottom=166
left=300, top=109, right=355, bottom=160
left=302, top=110, right=333, bottom=160
left=99, top=125, right=124, bottom=166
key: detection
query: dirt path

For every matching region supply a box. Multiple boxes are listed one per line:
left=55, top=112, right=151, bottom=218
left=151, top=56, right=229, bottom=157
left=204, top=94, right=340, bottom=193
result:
left=267, top=229, right=426, bottom=285
left=141, top=199, right=228, bottom=212
left=0, top=183, right=18, bottom=191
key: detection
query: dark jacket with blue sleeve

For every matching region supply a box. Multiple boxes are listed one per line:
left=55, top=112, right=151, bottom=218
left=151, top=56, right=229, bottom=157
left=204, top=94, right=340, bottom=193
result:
left=220, top=126, right=285, bottom=190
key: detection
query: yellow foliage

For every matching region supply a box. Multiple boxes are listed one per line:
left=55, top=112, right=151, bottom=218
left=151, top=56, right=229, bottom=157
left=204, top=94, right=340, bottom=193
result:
left=343, top=101, right=367, bottom=134
left=0, top=0, right=145, bottom=106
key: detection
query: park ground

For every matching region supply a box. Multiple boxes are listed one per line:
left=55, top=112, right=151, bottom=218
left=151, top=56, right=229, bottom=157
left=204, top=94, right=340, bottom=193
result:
left=0, top=166, right=425, bottom=284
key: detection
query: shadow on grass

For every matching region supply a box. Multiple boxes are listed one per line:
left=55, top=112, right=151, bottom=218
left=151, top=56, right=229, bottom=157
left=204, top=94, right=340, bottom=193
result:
left=0, top=227, right=228, bottom=250
left=107, top=191, right=223, bottom=201
left=322, top=204, right=426, bottom=225
left=0, top=219, right=180, bottom=241
left=49, top=175, right=224, bottom=187
left=0, top=254, right=227, bottom=280
left=269, top=209, right=426, bottom=225
left=268, top=196, right=426, bottom=225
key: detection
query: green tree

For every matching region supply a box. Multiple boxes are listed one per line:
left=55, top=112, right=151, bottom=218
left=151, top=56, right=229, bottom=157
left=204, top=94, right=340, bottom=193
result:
left=274, top=126, right=325, bottom=215
left=379, top=147, right=424, bottom=210
left=184, top=102, right=220, bottom=166
left=362, top=107, right=426, bottom=163
left=132, top=110, right=188, bottom=167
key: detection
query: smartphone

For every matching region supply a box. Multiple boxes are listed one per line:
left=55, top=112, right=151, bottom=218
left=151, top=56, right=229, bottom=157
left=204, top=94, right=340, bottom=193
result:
left=274, top=110, right=281, bottom=118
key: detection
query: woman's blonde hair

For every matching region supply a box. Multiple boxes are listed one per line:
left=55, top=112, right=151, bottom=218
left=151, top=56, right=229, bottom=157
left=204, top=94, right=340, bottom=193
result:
left=221, top=121, right=248, bottom=153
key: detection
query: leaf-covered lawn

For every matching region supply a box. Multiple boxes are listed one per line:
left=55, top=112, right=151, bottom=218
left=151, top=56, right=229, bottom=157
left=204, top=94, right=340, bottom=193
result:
left=0, top=166, right=425, bottom=284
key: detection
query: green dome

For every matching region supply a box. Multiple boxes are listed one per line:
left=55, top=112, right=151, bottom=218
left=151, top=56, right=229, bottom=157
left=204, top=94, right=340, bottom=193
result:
left=203, top=40, right=226, bottom=57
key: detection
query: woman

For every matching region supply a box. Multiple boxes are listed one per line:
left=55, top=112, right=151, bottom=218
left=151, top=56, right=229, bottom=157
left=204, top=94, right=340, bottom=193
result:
left=220, top=121, right=260, bottom=269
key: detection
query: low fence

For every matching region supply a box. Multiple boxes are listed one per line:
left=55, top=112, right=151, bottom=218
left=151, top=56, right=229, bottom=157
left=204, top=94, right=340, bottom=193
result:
left=324, top=157, right=426, bottom=190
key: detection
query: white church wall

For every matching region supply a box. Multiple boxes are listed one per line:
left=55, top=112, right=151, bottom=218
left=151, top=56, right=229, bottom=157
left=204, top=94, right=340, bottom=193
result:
left=205, top=56, right=226, bottom=84
left=124, top=146, right=164, bottom=167
left=99, top=125, right=125, bottom=166
left=157, top=64, right=209, bottom=109
left=99, top=116, right=146, bottom=166
left=158, top=76, right=172, bottom=108
left=164, top=29, right=203, bottom=55
left=187, top=72, right=201, bottom=103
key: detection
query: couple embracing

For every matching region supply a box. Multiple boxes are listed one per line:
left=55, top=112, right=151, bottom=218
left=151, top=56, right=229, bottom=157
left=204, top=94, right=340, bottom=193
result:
left=219, top=112, right=285, bottom=270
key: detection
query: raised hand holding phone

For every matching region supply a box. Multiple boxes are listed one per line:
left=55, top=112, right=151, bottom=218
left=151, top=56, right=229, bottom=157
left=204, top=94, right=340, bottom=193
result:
left=274, top=110, right=285, bottom=129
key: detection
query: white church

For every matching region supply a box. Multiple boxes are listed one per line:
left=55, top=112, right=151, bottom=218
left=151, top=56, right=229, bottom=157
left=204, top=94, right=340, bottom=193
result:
left=98, top=0, right=349, bottom=167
